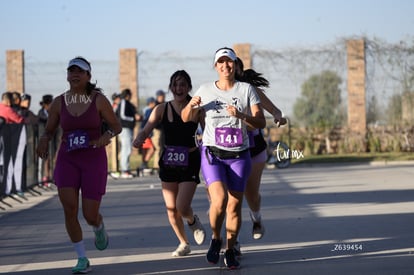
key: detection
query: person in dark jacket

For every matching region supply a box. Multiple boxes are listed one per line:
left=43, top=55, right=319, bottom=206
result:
left=37, top=94, right=54, bottom=185
left=116, top=89, right=140, bottom=178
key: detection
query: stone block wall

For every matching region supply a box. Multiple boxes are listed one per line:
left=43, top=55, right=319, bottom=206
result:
left=119, top=48, right=138, bottom=107
left=6, top=50, right=25, bottom=93
left=233, top=43, right=251, bottom=69
left=347, top=40, right=366, bottom=135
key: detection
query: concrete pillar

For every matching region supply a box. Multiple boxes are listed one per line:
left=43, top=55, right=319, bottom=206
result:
left=6, top=50, right=25, bottom=93
left=347, top=40, right=366, bottom=135
left=117, top=49, right=139, bottom=172
left=119, top=49, right=138, bottom=107
left=233, top=43, right=252, bottom=69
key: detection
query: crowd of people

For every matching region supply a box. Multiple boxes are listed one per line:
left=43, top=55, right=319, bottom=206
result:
left=0, top=90, right=58, bottom=188
left=1, top=47, right=286, bottom=273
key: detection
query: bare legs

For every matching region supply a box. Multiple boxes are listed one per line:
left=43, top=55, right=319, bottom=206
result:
left=161, top=181, right=198, bottom=245
left=207, top=181, right=244, bottom=250
left=244, top=160, right=266, bottom=215
left=58, top=187, right=103, bottom=243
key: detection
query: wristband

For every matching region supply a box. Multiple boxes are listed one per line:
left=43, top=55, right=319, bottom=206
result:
left=106, top=129, right=115, bottom=137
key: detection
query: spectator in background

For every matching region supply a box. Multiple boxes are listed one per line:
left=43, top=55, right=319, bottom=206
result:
left=38, top=94, right=53, bottom=125
left=37, top=94, right=54, bottom=186
left=116, top=88, right=140, bottom=179
left=155, top=89, right=166, bottom=105
left=0, top=92, right=24, bottom=124
left=0, top=92, right=24, bottom=197
left=108, top=92, right=122, bottom=178
left=20, top=93, right=38, bottom=125
left=111, top=92, right=121, bottom=111
left=139, top=97, right=156, bottom=171
left=20, top=93, right=39, bottom=185
left=152, top=89, right=166, bottom=171
left=11, top=91, right=22, bottom=113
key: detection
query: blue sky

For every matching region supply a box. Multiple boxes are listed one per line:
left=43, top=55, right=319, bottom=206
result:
left=1, top=0, right=413, bottom=61
left=1, top=0, right=413, bottom=115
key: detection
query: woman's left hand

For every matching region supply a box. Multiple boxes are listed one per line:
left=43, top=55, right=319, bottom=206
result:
left=226, top=105, right=240, bottom=118
left=90, top=132, right=112, bottom=148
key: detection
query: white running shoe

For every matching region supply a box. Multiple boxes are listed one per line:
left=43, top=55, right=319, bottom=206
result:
left=172, top=243, right=191, bottom=257
left=188, top=215, right=206, bottom=245
left=120, top=172, right=134, bottom=179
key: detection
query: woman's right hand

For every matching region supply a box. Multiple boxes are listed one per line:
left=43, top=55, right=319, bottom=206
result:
left=189, top=96, right=201, bottom=108
left=133, top=132, right=146, bottom=148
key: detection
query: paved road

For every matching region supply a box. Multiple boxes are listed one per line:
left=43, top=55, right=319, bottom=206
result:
left=1, top=162, right=414, bottom=275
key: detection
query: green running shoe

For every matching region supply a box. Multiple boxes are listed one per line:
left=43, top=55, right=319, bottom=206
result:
left=94, top=222, right=109, bottom=251
left=71, top=257, right=92, bottom=274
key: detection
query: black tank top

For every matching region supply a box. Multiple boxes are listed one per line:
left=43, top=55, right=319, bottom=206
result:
left=161, top=102, right=198, bottom=147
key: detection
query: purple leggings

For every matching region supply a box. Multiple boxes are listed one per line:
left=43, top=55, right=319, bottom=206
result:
left=200, top=146, right=251, bottom=192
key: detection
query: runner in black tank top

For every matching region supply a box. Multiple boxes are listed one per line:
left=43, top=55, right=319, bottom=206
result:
left=132, top=70, right=206, bottom=257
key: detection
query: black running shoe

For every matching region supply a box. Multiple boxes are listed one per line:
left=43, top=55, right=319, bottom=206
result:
left=206, top=239, right=222, bottom=264
left=252, top=221, right=265, bottom=240
left=233, top=241, right=242, bottom=257
left=224, top=248, right=240, bottom=269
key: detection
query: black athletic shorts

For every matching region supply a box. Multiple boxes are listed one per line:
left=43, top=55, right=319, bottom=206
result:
left=158, top=149, right=201, bottom=184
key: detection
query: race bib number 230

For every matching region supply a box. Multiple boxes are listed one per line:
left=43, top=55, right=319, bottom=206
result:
left=163, top=146, right=189, bottom=166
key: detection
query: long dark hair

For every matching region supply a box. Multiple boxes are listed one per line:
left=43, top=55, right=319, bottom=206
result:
left=169, top=70, right=193, bottom=102
left=235, top=57, right=269, bottom=88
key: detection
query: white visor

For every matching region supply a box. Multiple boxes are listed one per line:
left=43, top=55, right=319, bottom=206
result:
left=214, top=48, right=237, bottom=64
left=67, top=58, right=91, bottom=72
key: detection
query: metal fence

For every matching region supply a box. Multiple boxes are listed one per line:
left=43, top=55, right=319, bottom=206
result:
left=1, top=39, right=412, bottom=122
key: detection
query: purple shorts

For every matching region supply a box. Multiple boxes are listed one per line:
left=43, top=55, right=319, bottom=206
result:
left=54, top=146, right=108, bottom=201
left=251, top=149, right=267, bottom=163
left=200, top=146, right=251, bottom=192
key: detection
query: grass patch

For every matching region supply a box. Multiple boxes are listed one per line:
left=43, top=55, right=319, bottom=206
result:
left=293, top=152, right=414, bottom=164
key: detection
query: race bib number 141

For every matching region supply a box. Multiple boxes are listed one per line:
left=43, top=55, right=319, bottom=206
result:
left=215, top=127, right=243, bottom=147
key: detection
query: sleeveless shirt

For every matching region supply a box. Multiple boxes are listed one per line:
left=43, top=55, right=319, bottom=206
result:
left=161, top=102, right=197, bottom=148
left=60, top=92, right=102, bottom=143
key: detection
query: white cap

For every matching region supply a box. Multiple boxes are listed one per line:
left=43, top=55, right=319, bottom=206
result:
left=214, top=48, right=237, bottom=64
left=67, top=58, right=91, bottom=72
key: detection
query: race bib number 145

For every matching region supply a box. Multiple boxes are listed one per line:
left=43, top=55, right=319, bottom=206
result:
left=67, top=130, right=89, bottom=152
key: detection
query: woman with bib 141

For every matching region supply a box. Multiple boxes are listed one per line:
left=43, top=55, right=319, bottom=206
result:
left=181, top=47, right=266, bottom=269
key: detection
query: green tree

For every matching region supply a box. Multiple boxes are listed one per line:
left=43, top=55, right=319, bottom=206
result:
left=386, top=93, right=402, bottom=126
left=367, top=94, right=381, bottom=125
left=293, top=70, right=344, bottom=128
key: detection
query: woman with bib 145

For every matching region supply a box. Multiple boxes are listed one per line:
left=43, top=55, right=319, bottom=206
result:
left=36, top=57, right=122, bottom=274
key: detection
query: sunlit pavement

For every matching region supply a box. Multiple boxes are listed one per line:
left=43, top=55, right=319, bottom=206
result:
left=1, top=162, right=414, bottom=274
